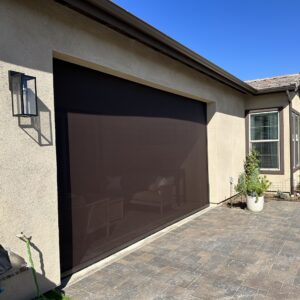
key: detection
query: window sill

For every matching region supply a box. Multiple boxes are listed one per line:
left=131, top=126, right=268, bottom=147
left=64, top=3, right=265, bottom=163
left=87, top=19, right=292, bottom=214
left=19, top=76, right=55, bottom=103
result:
left=260, top=169, right=284, bottom=175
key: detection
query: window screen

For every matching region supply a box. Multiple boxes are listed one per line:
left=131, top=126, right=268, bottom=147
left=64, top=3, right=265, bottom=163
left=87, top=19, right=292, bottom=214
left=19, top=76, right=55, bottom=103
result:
left=250, top=111, right=279, bottom=170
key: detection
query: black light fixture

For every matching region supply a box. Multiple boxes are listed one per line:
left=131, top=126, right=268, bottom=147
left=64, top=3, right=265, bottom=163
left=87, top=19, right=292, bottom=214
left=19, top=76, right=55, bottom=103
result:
left=9, top=71, right=38, bottom=117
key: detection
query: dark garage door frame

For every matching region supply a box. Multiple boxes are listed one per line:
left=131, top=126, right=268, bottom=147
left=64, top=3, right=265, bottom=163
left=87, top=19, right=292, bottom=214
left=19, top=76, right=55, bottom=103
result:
left=54, top=59, right=209, bottom=276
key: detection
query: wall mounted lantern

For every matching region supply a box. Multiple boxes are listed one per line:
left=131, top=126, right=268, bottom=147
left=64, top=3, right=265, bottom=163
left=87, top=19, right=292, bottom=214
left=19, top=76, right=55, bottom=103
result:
left=9, top=71, right=38, bottom=117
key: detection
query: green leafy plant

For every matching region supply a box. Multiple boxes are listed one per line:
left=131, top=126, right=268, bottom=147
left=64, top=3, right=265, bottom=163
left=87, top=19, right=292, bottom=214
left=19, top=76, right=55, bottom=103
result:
left=259, top=176, right=271, bottom=196
left=244, top=149, right=260, bottom=178
left=235, top=173, right=247, bottom=196
left=235, top=150, right=271, bottom=200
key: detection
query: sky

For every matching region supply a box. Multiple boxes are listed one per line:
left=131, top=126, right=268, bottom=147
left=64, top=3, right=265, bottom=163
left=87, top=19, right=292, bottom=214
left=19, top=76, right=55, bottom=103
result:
left=112, top=0, right=300, bottom=81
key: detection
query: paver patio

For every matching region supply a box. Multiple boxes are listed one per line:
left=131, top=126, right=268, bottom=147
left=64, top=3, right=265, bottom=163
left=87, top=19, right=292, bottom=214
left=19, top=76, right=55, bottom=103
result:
left=64, top=200, right=300, bottom=299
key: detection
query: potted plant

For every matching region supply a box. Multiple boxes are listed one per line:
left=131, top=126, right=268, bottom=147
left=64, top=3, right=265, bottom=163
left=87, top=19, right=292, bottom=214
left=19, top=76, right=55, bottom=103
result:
left=235, top=150, right=271, bottom=212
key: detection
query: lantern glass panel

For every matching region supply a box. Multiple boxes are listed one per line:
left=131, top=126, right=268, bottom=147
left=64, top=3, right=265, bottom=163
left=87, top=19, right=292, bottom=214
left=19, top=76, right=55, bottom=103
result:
left=22, top=76, right=37, bottom=116
left=11, top=73, right=22, bottom=116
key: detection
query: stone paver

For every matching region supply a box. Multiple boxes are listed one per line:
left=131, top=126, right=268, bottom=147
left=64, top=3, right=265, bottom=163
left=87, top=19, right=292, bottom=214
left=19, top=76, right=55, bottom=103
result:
left=64, top=200, right=300, bottom=299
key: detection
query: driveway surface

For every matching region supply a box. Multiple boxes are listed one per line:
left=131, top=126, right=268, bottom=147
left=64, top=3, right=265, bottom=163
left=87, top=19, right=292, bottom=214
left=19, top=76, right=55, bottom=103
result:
left=65, top=200, right=300, bottom=299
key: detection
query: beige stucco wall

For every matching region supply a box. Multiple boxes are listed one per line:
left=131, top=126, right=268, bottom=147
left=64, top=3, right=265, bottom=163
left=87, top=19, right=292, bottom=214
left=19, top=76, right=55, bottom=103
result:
left=292, top=92, right=300, bottom=149
left=0, top=1, right=247, bottom=298
left=291, top=92, right=300, bottom=190
left=245, top=93, right=291, bottom=192
left=291, top=91, right=300, bottom=113
left=293, top=169, right=300, bottom=191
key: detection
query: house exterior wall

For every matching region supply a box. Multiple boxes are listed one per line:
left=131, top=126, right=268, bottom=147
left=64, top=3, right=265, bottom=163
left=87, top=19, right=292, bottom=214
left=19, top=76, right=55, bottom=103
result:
left=0, top=1, right=247, bottom=298
left=291, top=92, right=300, bottom=113
left=245, top=93, right=291, bottom=192
left=293, top=169, right=300, bottom=191
left=291, top=92, right=300, bottom=190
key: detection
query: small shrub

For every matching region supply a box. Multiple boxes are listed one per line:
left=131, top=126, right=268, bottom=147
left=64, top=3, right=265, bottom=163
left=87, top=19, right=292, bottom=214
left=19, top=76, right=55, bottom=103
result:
left=235, top=150, right=271, bottom=198
left=276, top=190, right=289, bottom=200
left=244, top=149, right=260, bottom=178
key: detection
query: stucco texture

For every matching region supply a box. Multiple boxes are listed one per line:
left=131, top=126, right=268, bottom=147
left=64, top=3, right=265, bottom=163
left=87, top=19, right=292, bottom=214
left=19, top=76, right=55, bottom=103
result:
left=291, top=92, right=300, bottom=190
left=0, top=0, right=247, bottom=298
left=291, top=92, right=300, bottom=113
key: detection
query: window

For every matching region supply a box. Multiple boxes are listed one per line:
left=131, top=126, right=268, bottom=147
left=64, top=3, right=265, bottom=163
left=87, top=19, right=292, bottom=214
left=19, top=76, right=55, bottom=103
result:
left=292, top=112, right=300, bottom=169
left=249, top=111, right=280, bottom=170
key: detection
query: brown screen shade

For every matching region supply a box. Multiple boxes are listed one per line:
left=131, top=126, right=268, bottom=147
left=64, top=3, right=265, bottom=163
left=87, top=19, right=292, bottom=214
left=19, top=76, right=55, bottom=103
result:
left=54, top=59, right=209, bottom=274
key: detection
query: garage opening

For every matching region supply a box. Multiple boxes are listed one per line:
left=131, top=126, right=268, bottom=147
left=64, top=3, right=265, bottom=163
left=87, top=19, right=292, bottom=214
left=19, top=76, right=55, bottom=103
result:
left=53, top=59, right=209, bottom=275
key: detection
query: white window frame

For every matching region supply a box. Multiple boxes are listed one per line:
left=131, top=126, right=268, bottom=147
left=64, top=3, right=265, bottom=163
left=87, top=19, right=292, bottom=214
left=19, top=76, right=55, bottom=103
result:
left=249, top=110, right=280, bottom=171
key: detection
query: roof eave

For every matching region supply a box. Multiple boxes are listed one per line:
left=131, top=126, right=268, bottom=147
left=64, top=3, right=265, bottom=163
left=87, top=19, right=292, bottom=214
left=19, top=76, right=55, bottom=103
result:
left=55, top=0, right=257, bottom=95
left=255, top=84, right=297, bottom=95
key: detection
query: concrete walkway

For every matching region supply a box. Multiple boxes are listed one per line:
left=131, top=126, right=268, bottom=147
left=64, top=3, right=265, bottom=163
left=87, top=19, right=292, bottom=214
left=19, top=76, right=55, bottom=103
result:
left=64, top=200, right=300, bottom=299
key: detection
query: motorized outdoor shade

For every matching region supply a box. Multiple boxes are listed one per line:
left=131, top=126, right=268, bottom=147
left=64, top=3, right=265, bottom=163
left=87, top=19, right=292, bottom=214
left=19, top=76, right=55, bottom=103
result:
left=54, top=59, right=209, bottom=274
